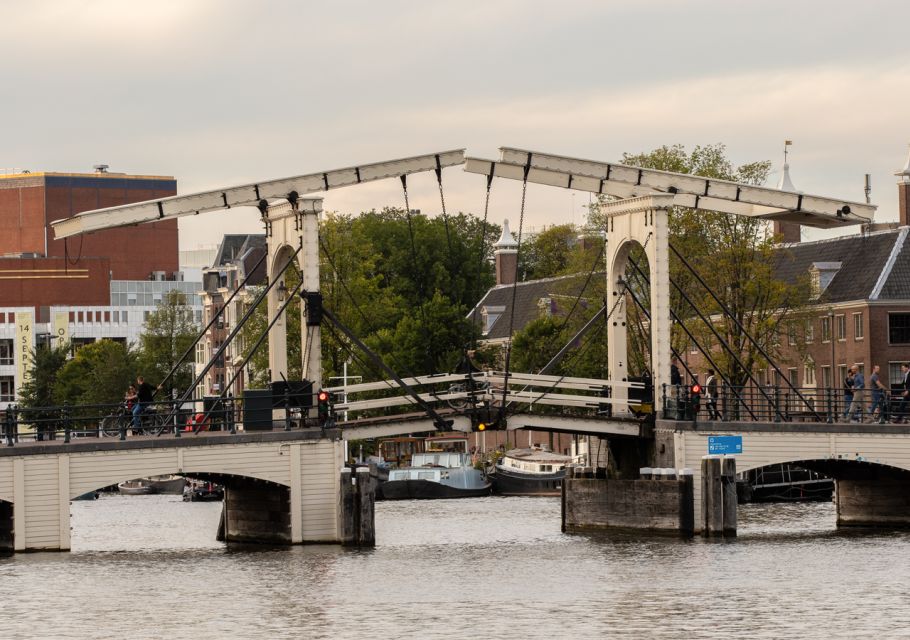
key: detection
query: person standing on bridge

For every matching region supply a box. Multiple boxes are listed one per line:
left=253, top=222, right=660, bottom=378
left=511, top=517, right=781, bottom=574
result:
left=705, top=369, right=720, bottom=420
left=133, top=375, right=162, bottom=431
left=842, top=368, right=855, bottom=421
left=847, top=366, right=865, bottom=423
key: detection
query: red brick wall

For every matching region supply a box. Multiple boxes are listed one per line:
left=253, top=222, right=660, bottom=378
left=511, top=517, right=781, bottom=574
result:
left=0, top=182, right=46, bottom=255
left=0, top=256, right=111, bottom=311
left=44, top=183, right=178, bottom=280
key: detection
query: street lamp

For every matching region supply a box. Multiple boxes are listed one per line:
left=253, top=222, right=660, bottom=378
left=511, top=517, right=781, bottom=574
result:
left=277, top=280, right=288, bottom=302
left=828, top=309, right=835, bottom=422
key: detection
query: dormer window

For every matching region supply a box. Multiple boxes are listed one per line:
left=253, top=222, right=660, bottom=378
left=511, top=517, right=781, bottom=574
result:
left=481, top=305, right=505, bottom=336
left=809, top=262, right=842, bottom=298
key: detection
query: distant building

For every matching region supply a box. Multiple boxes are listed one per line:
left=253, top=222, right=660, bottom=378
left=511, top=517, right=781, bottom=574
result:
left=194, top=234, right=267, bottom=399
left=0, top=166, right=203, bottom=408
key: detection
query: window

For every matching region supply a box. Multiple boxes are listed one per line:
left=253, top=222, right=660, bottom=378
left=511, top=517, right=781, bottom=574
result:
left=804, top=360, right=816, bottom=386
left=821, top=366, right=832, bottom=389
left=853, top=312, right=864, bottom=340
left=838, top=364, right=848, bottom=387
left=788, top=368, right=798, bottom=387
left=889, top=313, right=910, bottom=344
left=821, top=316, right=831, bottom=343
left=788, top=324, right=797, bottom=346
left=0, top=339, right=12, bottom=366
left=888, top=362, right=904, bottom=390
left=805, top=319, right=814, bottom=343
left=836, top=314, right=846, bottom=341
left=0, top=376, right=13, bottom=402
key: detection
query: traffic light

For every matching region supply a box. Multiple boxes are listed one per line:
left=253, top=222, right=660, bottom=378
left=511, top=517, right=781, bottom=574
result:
left=317, top=389, right=332, bottom=423
left=688, top=383, right=702, bottom=420
left=470, top=407, right=504, bottom=431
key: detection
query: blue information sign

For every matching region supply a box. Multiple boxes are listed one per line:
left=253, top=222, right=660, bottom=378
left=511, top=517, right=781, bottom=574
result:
left=707, top=435, right=743, bottom=455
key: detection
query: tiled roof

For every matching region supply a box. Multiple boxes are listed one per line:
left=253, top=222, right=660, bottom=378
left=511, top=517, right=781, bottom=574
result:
left=468, top=273, right=602, bottom=341
left=775, top=229, right=907, bottom=302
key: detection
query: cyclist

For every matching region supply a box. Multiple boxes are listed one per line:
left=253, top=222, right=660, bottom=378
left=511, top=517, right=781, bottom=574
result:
left=132, top=375, right=162, bottom=431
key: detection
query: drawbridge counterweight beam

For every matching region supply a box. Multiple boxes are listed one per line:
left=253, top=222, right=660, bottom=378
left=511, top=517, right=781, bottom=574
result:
left=464, top=147, right=876, bottom=227
left=51, top=150, right=466, bottom=239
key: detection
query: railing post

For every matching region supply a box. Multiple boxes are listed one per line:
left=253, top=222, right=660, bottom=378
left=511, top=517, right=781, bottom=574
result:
left=119, top=408, right=127, bottom=441
left=63, top=402, right=71, bottom=443
left=284, top=387, right=292, bottom=432
left=721, top=382, right=728, bottom=422
left=826, top=387, right=834, bottom=424
left=173, top=399, right=181, bottom=438
left=5, top=406, right=13, bottom=446
left=228, top=393, right=236, bottom=434
left=774, top=385, right=781, bottom=423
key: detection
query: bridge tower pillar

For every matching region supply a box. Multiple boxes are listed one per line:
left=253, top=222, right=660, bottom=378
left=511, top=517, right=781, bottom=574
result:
left=603, top=195, right=673, bottom=416
left=265, top=198, right=324, bottom=396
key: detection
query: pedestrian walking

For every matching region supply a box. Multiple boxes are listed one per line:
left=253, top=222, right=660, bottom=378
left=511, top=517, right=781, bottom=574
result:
left=893, top=363, right=910, bottom=424
left=868, top=365, right=887, bottom=422
left=847, top=365, right=865, bottom=422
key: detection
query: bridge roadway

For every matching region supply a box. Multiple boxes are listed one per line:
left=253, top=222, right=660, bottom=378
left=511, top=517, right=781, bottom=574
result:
left=653, top=419, right=910, bottom=530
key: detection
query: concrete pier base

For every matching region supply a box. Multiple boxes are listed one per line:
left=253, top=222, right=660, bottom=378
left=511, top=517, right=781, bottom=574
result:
left=0, top=501, right=12, bottom=551
left=222, top=482, right=291, bottom=544
left=562, top=467, right=694, bottom=536
left=836, top=477, right=910, bottom=528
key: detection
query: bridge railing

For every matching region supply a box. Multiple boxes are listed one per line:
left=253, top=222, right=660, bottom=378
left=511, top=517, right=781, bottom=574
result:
left=0, top=391, right=335, bottom=447
left=661, top=383, right=905, bottom=425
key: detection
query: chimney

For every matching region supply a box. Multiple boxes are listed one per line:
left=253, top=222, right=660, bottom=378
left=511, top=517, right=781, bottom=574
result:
left=494, top=219, right=518, bottom=285
left=896, top=143, right=910, bottom=227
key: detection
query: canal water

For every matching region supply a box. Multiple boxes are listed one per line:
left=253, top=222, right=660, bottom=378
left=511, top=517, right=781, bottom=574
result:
left=1, top=495, right=909, bottom=639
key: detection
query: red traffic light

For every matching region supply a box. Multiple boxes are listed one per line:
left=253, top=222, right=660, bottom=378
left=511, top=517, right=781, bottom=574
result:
left=691, top=384, right=702, bottom=394
left=317, top=390, right=330, bottom=403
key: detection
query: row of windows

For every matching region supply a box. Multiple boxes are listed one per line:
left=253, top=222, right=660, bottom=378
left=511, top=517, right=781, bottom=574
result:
left=793, top=312, right=864, bottom=345
left=111, top=293, right=203, bottom=306
left=779, top=362, right=908, bottom=389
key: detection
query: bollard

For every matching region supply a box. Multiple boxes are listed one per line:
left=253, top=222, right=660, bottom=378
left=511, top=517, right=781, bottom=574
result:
left=664, top=468, right=677, bottom=480
left=701, top=456, right=724, bottom=537
left=639, top=467, right=653, bottom=480
left=721, top=457, right=737, bottom=537
left=679, top=468, right=695, bottom=535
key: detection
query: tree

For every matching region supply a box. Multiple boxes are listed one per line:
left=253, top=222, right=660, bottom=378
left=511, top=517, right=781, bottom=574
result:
left=589, top=143, right=809, bottom=387
left=18, top=341, right=70, bottom=409
left=53, top=340, right=136, bottom=409
left=136, top=290, right=199, bottom=397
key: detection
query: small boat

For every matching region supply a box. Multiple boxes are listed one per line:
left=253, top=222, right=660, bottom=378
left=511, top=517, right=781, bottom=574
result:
left=381, top=450, right=491, bottom=500
left=147, top=474, right=186, bottom=495
left=489, top=447, right=576, bottom=496
left=118, top=480, right=155, bottom=495
left=183, top=480, right=224, bottom=502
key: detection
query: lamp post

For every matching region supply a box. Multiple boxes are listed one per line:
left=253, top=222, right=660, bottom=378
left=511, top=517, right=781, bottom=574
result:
left=277, top=280, right=288, bottom=302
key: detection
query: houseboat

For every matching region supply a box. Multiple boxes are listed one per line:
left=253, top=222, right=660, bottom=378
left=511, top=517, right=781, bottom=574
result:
left=490, top=447, right=576, bottom=496
left=380, top=435, right=491, bottom=500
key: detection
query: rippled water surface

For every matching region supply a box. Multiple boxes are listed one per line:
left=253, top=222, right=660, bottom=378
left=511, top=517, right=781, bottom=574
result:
left=1, top=494, right=909, bottom=639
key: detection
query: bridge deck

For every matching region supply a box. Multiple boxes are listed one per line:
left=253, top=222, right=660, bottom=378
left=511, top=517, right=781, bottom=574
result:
left=656, top=419, right=910, bottom=435
left=0, top=427, right=338, bottom=458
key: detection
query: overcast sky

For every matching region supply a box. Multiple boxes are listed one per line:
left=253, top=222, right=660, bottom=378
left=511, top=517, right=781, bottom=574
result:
left=3, top=1, right=909, bottom=249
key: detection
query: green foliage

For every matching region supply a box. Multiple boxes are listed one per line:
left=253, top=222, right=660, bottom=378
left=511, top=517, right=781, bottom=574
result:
left=17, top=341, right=71, bottom=409
left=241, top=208, right=497, bottom=387
left=53, top=340, right=136, bottom=409
left=518, top=223, right=603, bottom=280
left=136, top=290, right=199, bottom=396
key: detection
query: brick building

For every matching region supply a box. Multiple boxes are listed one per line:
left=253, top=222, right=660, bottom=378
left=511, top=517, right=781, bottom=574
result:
left=0, top=168, right=179, bottom=310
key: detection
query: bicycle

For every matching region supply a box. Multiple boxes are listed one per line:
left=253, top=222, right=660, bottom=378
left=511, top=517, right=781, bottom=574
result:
left=101, top=403, right=166, bottom=437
